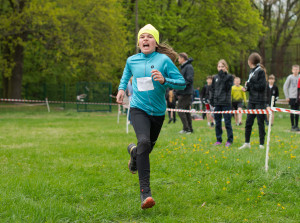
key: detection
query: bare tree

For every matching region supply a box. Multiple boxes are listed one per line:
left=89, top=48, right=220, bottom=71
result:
left=253, top=0, right=300, bottom=76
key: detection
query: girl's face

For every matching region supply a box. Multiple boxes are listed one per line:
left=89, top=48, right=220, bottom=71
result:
left=138, top=33, right=157, bottom=54
left=217, top=62, right=227, bottom=72
left=248, top=60, right=255, bottom=68
left=178, top=56, right=185, bottom=65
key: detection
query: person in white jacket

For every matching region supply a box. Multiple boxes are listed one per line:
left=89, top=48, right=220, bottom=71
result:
left=283, top=64, right=300, bottom=131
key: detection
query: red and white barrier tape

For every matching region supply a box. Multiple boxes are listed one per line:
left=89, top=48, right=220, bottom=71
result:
left=166, top=108, right=271, bottom=114
left=272, top=107, right=300, bottom=115
left=1, top=98, right=299, bottom=114
left=166, top=107, right=300, bottom=115
left=0, top=98, right=118, bottom=106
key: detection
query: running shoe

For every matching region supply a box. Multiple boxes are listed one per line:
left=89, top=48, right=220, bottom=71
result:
left=127, top=143, right=137, bottom=174
left=225, top=142, right=232, bottom=147
left=140, top=191, right=155, bottom=209
left=238, top=143, right=251, bottom=150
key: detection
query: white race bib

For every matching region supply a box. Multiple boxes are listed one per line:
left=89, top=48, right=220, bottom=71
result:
left=136, top=77, right=154, bottom=92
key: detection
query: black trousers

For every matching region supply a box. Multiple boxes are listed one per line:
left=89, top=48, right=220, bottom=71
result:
left=289, top=99, right=299, bottom=127
left=130, top=108, right=165, bottom=193
left=177, top=95, right=193, bottom=131
left=245, top=102, right=266, bottom=145
left=167, top=102, right=176, bottom=122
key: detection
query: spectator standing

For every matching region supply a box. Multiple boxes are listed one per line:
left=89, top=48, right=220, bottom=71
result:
left=239, top=53, right=267, bottom=150
left=231, top=76, right=247, bottom=126
left=176, top=52, right=194, bottom=134
left=283, top=64, right=300, bottom=131
left=201, top=76, right=214, bottom=126
left=166, top=88, right=177, bottom=123
left=266, top=74, right=279, bottom=125
left=210, top=59, right=234, bottom=147
left=193, top=87, right=201, bottom=110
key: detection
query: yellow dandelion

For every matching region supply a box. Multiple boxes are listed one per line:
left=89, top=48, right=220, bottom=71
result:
left=281, top=206, right=285, bottom=209
left=198, top=138, right=202, bottom=142
left=226, top=181, right=230, bottom=184
left=261, top=191, right=265, bottom=195
left=197, top=181, right=200, bottom=184
left=277, top=203, right=281, bottom=206
left=290, top=154, right=296, bottom=159
left=215, top=160, right=218, bottom=163
left=247, top=198, right=250, bottom=201
left=223, top=187, right=227, bottom=190
left=247, top=160, right=250, bottom=164
left=237, top=159, right=239, bottom=161
left=263, top=185, right=266, bottom=188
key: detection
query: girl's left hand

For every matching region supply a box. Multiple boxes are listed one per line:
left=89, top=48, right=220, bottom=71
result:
left=151, top=70, right=165, bottom=84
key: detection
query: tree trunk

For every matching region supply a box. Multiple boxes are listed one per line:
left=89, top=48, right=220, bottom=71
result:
left=10, top=42, right=24, bottom=99
left=270, top=46, right=277, bottom=76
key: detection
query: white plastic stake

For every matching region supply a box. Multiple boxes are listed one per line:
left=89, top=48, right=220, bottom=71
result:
left=265, top=96, right=275, bottom=172
left=126, top=103, right=130, bottom=134
left=45, top=98, right=50, bottom=112
left=117, top=104, right=120, bottom=124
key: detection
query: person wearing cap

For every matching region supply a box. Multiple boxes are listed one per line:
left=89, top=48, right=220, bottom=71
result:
left=116, top=24, right=186, bottom=209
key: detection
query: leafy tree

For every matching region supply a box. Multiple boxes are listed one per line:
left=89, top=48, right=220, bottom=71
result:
left=0, top=0, right=129, bottom=98
left=253, top=0, right=300, bottom=76
left=131, top=0, right=264, bottom=83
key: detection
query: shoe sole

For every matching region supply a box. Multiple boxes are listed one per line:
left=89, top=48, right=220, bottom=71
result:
left=128, top=145, right=137, bottom=174
left=128, top=160, right=137, bottom=174
left=141, top=197, right=155, bottom=209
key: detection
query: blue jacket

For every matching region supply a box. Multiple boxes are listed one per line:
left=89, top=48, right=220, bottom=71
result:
left=118, top=51, right=186, bottom=116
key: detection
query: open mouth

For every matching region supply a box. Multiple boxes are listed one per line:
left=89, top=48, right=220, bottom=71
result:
left=143, top=43, right=149, bottom=48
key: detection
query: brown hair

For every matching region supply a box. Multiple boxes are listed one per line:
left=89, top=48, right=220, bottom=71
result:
left=156, top=42, right=178, bottom=63
left=248, top=52, right=261, bottom=65
left=217, top=59, right=229, bottom=71
left=179, top=52, right=188, bottom=61
left=268, top=74, right=275, bottom=80
left=260, top=64, right=268, bottom=80
left=206, top=75, right=213, bottom=80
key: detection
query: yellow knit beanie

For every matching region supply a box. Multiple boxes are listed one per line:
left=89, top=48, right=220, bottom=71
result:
left=137, top=24, right=159, bottom=46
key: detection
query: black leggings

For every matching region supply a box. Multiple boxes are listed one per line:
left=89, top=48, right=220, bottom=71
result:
left=130, top=108, right=165, bottom=193
left=245, top=102, right=266, bottom=145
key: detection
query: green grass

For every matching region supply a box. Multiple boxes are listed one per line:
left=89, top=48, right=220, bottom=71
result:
left=0, top=106, right=299, bottom=222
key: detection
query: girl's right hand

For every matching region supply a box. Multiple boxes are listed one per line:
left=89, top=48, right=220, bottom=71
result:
left=116, top=90, right=125, bottom=104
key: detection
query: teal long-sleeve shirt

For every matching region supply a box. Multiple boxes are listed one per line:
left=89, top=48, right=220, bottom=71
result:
left=118, top=51, right=186, bottom=116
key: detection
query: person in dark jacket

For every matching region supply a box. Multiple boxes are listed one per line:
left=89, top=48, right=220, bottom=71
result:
left=165, top=88, right=177, bottom=123
left=200, top=76, right=214, bottom=126
left=176, top=52, right=194, bottom=134
left=239, top=52, right=267, bottom=150
left=265, top=74, right=279, bottom=125
left=210, top=59, right=234, bottom=147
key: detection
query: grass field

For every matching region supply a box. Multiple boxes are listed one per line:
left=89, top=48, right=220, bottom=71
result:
left=0, top=105, right=299, bottom=222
